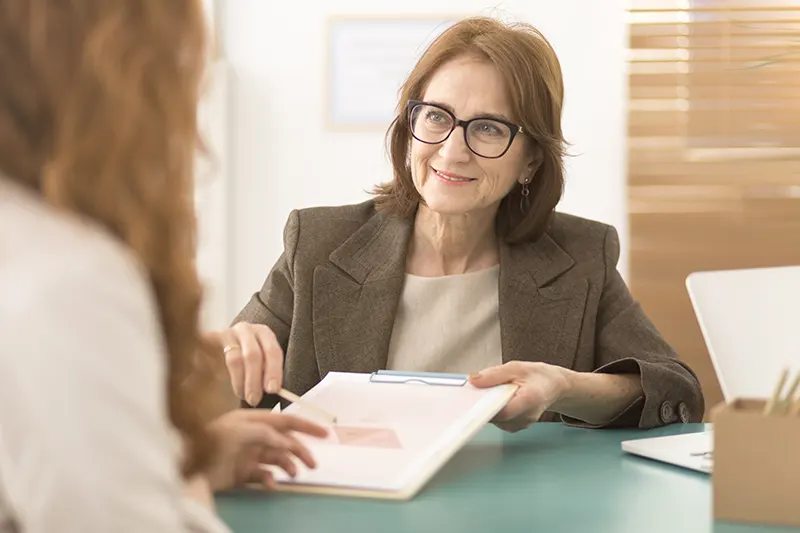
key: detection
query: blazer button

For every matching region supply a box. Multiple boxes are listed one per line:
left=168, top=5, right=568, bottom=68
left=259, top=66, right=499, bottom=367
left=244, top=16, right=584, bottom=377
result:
left=678, top=402, right=691, bottom=423
left=660, top=401, right=674, bottom=423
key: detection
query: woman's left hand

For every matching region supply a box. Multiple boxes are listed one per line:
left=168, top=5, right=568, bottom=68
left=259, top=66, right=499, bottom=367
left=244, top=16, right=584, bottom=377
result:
left=469, top=361, right=571, bottom=432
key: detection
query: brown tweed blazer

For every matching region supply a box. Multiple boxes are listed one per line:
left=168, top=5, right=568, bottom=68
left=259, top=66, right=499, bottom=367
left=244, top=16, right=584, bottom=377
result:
left=234, top=200, right=704, bottom=428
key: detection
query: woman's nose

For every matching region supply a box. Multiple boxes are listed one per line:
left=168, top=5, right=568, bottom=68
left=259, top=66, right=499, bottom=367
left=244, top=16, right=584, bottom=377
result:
left=438, top=125, right=471, bottom=162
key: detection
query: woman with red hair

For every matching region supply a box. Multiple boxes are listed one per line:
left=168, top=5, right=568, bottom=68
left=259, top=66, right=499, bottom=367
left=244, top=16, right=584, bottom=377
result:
left=0, top=1, right=326, bottom=531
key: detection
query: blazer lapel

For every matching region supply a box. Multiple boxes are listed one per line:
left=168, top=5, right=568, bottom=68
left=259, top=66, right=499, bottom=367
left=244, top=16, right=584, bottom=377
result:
left=312, top=211, right=412, bottom=377
left=498, top=232, right=589, bottom=370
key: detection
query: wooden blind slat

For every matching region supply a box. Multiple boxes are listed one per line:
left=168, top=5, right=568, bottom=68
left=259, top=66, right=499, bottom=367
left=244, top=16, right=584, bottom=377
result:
left=631, top=85, right=799, bottom=98
left=631, top=8, right=800, bottom=13
left=629, top=146, right=800, bottom=162
left=630, top=47, right=800, bottom=58
left=631, top=23, right=800, bottom=37
left=632, top=38, right=800, bottom=48
left=631, top=71, right=800, bottom=86
left=631, top=109, right=800, bottom=122
left=630, top=160, right=800, bottom=179
left=631, top=0, right=799, bottom=7
left=630, top=61, right=799, bottom=74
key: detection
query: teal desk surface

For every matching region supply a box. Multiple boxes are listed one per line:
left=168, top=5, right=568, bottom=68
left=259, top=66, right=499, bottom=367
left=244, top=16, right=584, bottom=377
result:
left=216, top=423, right=799, bottom=533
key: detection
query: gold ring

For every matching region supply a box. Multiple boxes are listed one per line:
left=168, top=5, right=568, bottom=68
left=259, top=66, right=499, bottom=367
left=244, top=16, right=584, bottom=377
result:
left=223, top=344, right=241, bottom=354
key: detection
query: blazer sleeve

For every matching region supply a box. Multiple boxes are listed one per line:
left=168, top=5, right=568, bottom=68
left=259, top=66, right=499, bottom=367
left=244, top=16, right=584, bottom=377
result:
left=231, top=209, right=300, bottom=352
left=562, top=225, right=705, bottom=429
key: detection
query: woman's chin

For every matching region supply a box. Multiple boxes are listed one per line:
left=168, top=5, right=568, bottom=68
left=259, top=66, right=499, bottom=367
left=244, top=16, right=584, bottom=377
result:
left=420, top=196, right=475, bottom=216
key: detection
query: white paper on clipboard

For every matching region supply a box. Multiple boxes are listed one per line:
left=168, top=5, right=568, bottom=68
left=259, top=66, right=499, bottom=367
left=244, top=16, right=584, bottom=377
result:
left=264, top=371, right=515, bottom=498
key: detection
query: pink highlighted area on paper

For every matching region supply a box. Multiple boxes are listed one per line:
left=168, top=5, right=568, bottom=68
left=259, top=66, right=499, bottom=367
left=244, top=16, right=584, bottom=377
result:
left=332, top=426, right=403, bottom=449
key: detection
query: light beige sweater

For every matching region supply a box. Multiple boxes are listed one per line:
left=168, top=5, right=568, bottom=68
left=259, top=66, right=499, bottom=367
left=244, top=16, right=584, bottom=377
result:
left=0, top=179, right=230, bottom=533
left=386, top=266, right=503, bottom=375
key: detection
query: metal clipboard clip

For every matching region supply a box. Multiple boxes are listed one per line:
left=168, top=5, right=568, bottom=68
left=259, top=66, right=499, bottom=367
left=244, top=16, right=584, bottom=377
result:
left=368, top=370, right=468, bottom=386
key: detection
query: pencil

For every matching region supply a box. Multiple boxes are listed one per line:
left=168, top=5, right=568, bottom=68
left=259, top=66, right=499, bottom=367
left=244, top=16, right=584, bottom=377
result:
left=278, top=388, right=337, bottom=424
left=780, top=370, right=800, bottom=415
left=764, top=367, right=789, bottom=415
left=791, top=395, right=800, bottom=417
left=789, top=371, right=800, bottom=417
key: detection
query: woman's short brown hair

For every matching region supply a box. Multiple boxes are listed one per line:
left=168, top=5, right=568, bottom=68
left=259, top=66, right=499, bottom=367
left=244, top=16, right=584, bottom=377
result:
left=0, top=0, right=221, bottom=477
left=373, top=16, right=568, bottom=243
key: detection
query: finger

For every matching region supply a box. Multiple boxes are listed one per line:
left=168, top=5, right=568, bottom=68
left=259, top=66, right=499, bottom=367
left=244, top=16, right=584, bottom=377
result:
left=491, top=405, right=515, bottom=423
left=493, top=404, right=543, bottom=432
left=469, top=361, right=526, bottom=388
left=247, top=465, right=277, bottom=491
left=219, top=329, right=245, bottom=400
left=259, top=468, right=277, bottom=491
left=233, top=323, right=266, bottom=406
left=260, top=449, right=298, bottom=478
left=249, top=412, right=329, bottom=438
left=253, top=326, right=284, bottom=394
left=240, top=422, right=316, bottom=471
left=243, top=416, right=321, bottom=469
left=262, top=469, right=277, bottom=490
left=491, top=400, right=527, bottom=423
left=281, top=433, right=318, bottom=469
left=239, top=421, right=295, bottom=450
left=494, top=420, right=529, bottom=433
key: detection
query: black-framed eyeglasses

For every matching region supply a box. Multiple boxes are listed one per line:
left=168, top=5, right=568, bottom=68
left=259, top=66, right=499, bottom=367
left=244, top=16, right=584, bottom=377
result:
left=406, top=100, right=524, bottom=159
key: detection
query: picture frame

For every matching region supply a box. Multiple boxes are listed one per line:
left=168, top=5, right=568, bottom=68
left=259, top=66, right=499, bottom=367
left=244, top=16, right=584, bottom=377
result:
left=324, top=14, right=463, bottom=131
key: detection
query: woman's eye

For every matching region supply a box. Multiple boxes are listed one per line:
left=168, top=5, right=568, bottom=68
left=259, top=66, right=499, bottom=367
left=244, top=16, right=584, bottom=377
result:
left=426, top=111, right=446, bottom=123
left=478, top=123, right=501, bottom=135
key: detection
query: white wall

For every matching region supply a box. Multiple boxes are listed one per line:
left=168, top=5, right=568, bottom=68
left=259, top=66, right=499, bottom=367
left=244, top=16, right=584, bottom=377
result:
left=218, top=0, right=629, bottom=321
left=196, top=59, right=230, bottom=331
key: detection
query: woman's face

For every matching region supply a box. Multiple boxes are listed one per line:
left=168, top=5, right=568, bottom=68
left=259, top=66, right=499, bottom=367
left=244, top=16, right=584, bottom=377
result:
left=409, top=55, right=534, bottom=217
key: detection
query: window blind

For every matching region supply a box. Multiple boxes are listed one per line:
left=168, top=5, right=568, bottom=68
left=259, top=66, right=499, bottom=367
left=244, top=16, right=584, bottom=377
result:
left=627, top=0, right=800, bottom=414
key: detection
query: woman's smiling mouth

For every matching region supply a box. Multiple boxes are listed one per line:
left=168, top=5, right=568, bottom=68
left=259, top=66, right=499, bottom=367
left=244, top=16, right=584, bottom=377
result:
left=432, top=167, right=476, bottom=184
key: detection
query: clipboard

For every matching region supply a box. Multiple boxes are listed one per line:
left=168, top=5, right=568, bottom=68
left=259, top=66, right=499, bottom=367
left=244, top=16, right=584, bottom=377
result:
left=264, top=370, right=517, bottom=500
left=368, top=369, right=470, bottom=386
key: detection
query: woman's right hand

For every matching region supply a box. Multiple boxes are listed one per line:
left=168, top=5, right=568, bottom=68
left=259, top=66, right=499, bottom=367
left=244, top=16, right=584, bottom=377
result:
left=203, top=409, right=328, bottom=493
left=207, top=322, right=284, bottom=406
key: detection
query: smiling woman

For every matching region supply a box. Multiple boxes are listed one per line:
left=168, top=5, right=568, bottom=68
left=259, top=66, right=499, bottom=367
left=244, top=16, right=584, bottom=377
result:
left=214, top=16, right=705, bottom=434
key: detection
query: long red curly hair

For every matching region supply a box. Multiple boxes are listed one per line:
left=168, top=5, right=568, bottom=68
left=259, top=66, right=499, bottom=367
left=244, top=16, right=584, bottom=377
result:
left=0, top=0, right=222, bottom=476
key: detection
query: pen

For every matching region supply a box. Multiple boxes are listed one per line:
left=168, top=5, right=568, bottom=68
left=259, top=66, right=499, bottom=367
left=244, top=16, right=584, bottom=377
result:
left=278, top=388, right=338, bottom=424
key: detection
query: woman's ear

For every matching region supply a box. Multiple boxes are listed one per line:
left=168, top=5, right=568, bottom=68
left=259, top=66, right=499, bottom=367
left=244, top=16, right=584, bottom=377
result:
left=519, top=145, right=543, bottom=184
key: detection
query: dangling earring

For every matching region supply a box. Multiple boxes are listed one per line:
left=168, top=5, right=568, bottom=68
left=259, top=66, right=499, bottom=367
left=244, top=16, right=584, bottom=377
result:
left=520, top=177, right=531, bottom=212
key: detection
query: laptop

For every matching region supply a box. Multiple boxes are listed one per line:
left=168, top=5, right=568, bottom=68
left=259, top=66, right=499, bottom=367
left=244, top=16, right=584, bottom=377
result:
left=621, top=265, right=800, bottom=473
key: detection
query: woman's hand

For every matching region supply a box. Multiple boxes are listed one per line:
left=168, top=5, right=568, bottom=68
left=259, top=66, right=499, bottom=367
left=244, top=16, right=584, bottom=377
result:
left=204, top=408, right=328, bottom=492
left=206, top=322, right=283, bottom=406
left=468, top=361, right=571, bottom=432
left=470, top=361, right=644, bottom=431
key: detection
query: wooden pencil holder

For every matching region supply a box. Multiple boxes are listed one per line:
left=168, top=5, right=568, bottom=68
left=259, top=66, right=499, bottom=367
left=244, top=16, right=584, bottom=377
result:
left=710, top=398, right=800, bottom=528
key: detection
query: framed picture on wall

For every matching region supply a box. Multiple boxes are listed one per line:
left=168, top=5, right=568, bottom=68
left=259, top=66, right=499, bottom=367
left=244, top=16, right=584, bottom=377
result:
left=324, top=14, right=462, bottom=131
